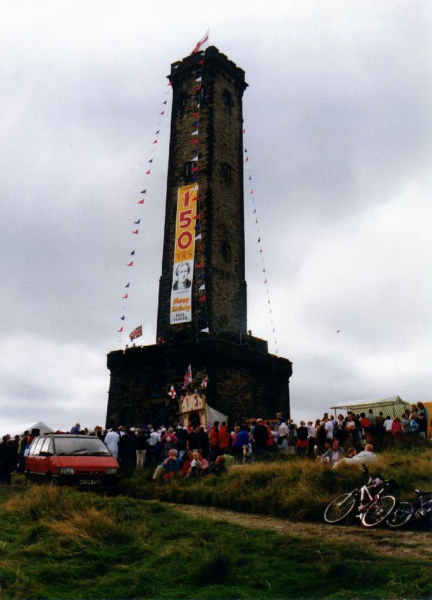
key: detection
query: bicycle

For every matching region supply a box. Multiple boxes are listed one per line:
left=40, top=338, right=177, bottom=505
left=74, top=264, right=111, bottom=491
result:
left=386, top=489, right=432, bottom=529
left=324, top=465, right=397, bottom=528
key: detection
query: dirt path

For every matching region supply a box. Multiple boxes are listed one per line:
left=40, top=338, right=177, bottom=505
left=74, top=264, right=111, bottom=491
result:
left=167, top=503, right=431, bottom=561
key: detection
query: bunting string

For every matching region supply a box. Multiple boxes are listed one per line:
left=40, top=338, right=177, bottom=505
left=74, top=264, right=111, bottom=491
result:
left=115, top=83, right=171, bottom=345
left=191, top=51, right=211, bottom=338
left=243, top=134, right=279, bottom=356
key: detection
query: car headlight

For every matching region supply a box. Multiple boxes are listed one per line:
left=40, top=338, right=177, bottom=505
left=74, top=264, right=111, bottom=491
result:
left=106, top=468, right=117, bottom=475
left=59, top=467, right=75, bottom=475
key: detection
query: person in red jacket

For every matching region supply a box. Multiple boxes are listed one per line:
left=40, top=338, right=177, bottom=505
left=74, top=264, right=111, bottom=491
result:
left=218, top=421, right=231, bottom=455
left=209, top=421, right=220, bottom=460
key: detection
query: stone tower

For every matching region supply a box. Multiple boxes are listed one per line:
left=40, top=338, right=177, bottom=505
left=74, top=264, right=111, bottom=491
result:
left=106, top=47, right=292, bottom=428
left=157, top=46, right=247, bottom=342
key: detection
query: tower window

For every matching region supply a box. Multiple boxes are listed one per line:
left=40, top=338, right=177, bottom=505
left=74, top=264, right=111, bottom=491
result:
left=221, top=242, right=232, bottom=262
left=184, top=162, right=195, bottom=181
left=177, top=93, right=187, bottom=117
left=222, top=89, right=233, bottom=108
left=221, top=163, right=232, bottom=182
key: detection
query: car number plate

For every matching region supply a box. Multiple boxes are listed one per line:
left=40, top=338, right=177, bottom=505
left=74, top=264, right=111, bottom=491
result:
left=79, top=479, right=101, bottom=485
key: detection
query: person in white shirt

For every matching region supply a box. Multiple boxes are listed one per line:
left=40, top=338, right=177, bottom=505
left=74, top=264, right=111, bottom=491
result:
left=104, top=427, right=120, bottom=458
left=336, top=444, right=377, bottom=467
left=324, top=417, right=334, bottom=440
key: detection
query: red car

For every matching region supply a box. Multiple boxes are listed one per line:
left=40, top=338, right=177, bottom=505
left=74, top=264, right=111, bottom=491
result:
left=25, top=434, right=119, bottom=490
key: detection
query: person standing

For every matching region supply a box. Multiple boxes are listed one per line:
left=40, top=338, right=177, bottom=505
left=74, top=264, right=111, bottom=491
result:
left=209, top=422, right=220, bottom=460
left=218, top=421, right=231, bottom=455
left=104, top=426, right=120, bottom=458
left=135, top=428, right=148, bottom=473
left=296, top=421, right=309, bottom=457
left=252, top=419, right=268, bottom=458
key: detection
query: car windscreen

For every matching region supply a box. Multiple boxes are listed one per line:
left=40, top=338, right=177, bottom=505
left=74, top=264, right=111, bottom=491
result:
left=53, top=437, right=112, bottom=456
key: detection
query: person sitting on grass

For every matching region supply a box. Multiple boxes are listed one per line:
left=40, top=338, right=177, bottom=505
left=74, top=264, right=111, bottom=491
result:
left=152, top=449, right=182, bottom=482
left=183, top=451, right=202, bottom=478
left=204, top=454, right=227, bottom=476
left=178, top=450, right=193, bottom=478
left=321, top=439, right=346, bottom=465
left=336, top=443, right=377, bottom=467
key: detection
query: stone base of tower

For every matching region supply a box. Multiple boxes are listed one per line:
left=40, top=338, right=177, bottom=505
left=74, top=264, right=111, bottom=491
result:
left=106, top=336, right=292, bottom=428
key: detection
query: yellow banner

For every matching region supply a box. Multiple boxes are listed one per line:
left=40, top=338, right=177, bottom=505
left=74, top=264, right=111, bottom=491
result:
left=170, top=184, right=198, bottom=324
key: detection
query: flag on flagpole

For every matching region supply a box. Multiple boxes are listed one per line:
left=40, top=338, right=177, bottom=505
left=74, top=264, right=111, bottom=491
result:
left=191, top=30, right=209, bottom=55
left=129, top=325, right=143, bottom=341
left=183, top=364, right=192, bottom=388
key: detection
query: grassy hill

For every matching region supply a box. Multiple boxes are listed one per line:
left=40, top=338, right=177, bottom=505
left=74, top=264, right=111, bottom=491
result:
left=0, top=482, right=431, bottom=600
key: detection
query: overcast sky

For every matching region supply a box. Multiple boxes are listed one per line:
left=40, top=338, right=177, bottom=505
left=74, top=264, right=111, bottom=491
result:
left=1, top=0, right=431, bottom=433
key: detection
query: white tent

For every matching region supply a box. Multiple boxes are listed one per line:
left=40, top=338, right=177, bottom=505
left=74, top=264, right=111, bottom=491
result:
left=2, top=421, right=54, bottom=438
left=330, top=396, right=410, bottom=419
left=205, top=404, right=228, bottom=426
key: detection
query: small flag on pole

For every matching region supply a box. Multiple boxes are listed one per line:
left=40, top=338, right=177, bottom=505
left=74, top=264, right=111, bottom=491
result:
left=191, top=30, right=209, bottom=55
left=183, top=364, right=192, bottom=388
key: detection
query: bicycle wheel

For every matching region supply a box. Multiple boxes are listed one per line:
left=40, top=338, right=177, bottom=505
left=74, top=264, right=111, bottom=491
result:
left=386, top=502, right=413, bottom=528
left=362, top=495, right=396, bottom=527
left=324, top=493, right=357, bottom=524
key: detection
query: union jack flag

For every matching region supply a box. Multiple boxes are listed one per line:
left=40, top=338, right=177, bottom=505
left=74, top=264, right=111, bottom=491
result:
left=129, top=325, right=142, bottom=341
left=183, top=364, right=192, bottom=389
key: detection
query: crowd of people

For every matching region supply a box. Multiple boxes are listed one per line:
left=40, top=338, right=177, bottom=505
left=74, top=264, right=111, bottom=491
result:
left=0, top=403, right=429, bottom=483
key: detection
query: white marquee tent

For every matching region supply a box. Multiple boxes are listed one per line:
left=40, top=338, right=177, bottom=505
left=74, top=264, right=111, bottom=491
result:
left=1, top=421, right=54, bottom=438
left=330, top=396, right=410, bottom=419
